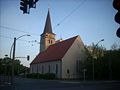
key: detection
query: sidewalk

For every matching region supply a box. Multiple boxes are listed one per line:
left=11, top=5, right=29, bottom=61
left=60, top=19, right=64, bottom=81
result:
left=58, top=80, right=120, bottom=84
left=0, top=75, right=12, bottom=90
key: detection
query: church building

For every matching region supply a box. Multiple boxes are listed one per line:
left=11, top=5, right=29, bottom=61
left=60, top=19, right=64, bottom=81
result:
left=30, top=10, right=87, bottom=79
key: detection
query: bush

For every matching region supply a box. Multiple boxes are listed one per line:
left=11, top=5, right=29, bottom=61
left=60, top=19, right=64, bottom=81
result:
left=26, top=73, right=55, bottom=80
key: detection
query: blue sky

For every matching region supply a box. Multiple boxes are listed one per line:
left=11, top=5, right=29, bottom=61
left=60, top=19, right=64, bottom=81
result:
left=0, top=0, right=120, bottom=67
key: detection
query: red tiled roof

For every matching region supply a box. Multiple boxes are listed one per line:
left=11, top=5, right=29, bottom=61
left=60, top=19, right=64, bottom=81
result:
left=30, top=36, right=78, bottom=65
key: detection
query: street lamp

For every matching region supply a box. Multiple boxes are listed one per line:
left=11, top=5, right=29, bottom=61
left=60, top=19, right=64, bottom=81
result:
left=10, top=34, right=30, bottom=85
left=10, top=34, right=30, bottom=59
left=92, top=39, right=104, bottom=80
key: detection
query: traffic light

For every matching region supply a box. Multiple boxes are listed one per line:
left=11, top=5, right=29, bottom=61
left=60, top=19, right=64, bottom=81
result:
left=34, top=0, right=39, bottom=4
left=113, top=0, right=120, bottom=10
left=115, top=12, right=120, bottom=24
left=113, top=0, right=120, bottom=38
left=29, top=0, right=34, bottom=8
left=33, top=0, right=39, bottom=8
left=20, top=0, right=29, bottom=14
left=116, top=27, right=120, bottom=38
left=29, top=0, right=39, bottom=8
left=20, top=0, right=39, bottom=14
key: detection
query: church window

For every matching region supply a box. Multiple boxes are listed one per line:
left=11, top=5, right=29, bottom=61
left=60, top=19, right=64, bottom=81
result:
left=76, top=60, right=80, bottom=73
left=48, top=40, right=50, bottom=44
left=31, top=67, right=33, bottom=73
left=42, top=65, right=44, bottom=74
left=48, top=40, right=53, bottom=44
left=51, top=40, right=53, bottom=44
left=37, top=65, right=38, bottom=73
left=48, top=65, right=50, bottom=73
left=56, top=64, right=58, bottom=74
left=67, top=69, right=70, bottom=74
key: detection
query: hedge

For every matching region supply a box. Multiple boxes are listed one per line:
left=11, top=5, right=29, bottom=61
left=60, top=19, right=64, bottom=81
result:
left=26, top=73, right=55, bottom=79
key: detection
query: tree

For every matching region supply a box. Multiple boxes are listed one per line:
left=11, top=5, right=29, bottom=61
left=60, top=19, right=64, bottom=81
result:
left=111, top=43, right=118, bottom=50
left=0, top=57, right=29, bottom=76
left=84, top=44, right=120, bottom=80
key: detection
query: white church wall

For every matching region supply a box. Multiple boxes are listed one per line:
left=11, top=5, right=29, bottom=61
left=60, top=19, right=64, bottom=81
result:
left=62, top=36, right=87, bottom=79
left=30, top=64, right=37, bottom=73
left=30, top=60, right=61, bottom=78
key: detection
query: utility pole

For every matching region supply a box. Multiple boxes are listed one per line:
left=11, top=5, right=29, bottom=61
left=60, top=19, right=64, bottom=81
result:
left=83, top=68, right=87, bottom=81
left=11, top=37, right=16, bottom=85
left=10, top=34, right=30, bottom=86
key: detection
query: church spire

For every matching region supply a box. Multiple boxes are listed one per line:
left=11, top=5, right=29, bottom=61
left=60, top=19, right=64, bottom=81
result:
left=40, top=9, right=56, bottom=52
left=42, top=9, right=53, bottom=34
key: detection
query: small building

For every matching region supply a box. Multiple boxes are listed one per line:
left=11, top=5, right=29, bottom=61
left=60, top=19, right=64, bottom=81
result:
left=30, top=10, right=87, bottom=79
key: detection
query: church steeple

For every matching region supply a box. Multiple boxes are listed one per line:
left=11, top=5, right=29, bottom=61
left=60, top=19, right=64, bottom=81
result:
left=40, top=9, right=56, bottom=52
left=42, top=9, right=54, bottom=34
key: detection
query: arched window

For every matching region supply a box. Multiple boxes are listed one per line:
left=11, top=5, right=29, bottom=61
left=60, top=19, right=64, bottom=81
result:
left=51, top=40, right=53, bottom=44
left=42, top=65, right=44, bottom=74
left=56, top=64, right=58, bottom=74
left=67, top=69, right=70, bottom=74
left=48, top=65, right=50, bottom=73
left=48, top=40, right=50, bottom=44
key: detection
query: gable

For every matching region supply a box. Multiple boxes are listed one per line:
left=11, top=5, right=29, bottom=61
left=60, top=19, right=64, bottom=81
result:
left=63, top=36, right=86, bottom=61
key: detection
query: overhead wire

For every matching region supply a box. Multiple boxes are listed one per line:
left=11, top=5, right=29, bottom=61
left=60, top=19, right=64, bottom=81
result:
left=0, top=25, right=40, bottom=36
left=1, top=0, right=86, bottom=40
left=0, top=0, right=86, bottom=36
left=54, top=0, right=87, bottom=28
left=0, top=35, right=32, bottom=43
left=0, top=26, right=40, bottom=46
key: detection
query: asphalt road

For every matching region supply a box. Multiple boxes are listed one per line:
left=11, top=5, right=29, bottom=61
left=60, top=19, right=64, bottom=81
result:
left=0, top=77, right=120, bottom=90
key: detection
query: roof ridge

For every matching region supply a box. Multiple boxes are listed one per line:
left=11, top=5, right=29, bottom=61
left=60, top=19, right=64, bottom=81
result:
left=50, top=35, right=79, bottom=47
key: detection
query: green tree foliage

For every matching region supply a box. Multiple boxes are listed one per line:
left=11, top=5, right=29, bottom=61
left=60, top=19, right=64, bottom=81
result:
left=0, top=57, right=29, bottom=76
left=0, top=57, right=12, bottom=75
left=83, top=44, right=120, bottom=80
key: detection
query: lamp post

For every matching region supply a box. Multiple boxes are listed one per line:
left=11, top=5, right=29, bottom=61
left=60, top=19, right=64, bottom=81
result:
left=10, top=34, right=30, bottom=59
left=83, top=68, right=87, bottom=81
left=10, top=34, right=30, bottom=85
left=92, top=39, right=104, bottom=80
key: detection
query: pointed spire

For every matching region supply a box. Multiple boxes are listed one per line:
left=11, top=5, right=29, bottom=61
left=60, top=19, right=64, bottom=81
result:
left=43, top=9, right=54, bottom=34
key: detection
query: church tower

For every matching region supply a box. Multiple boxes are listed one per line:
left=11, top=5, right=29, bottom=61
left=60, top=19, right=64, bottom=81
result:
left=40, top=10, right=55, bottom=52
